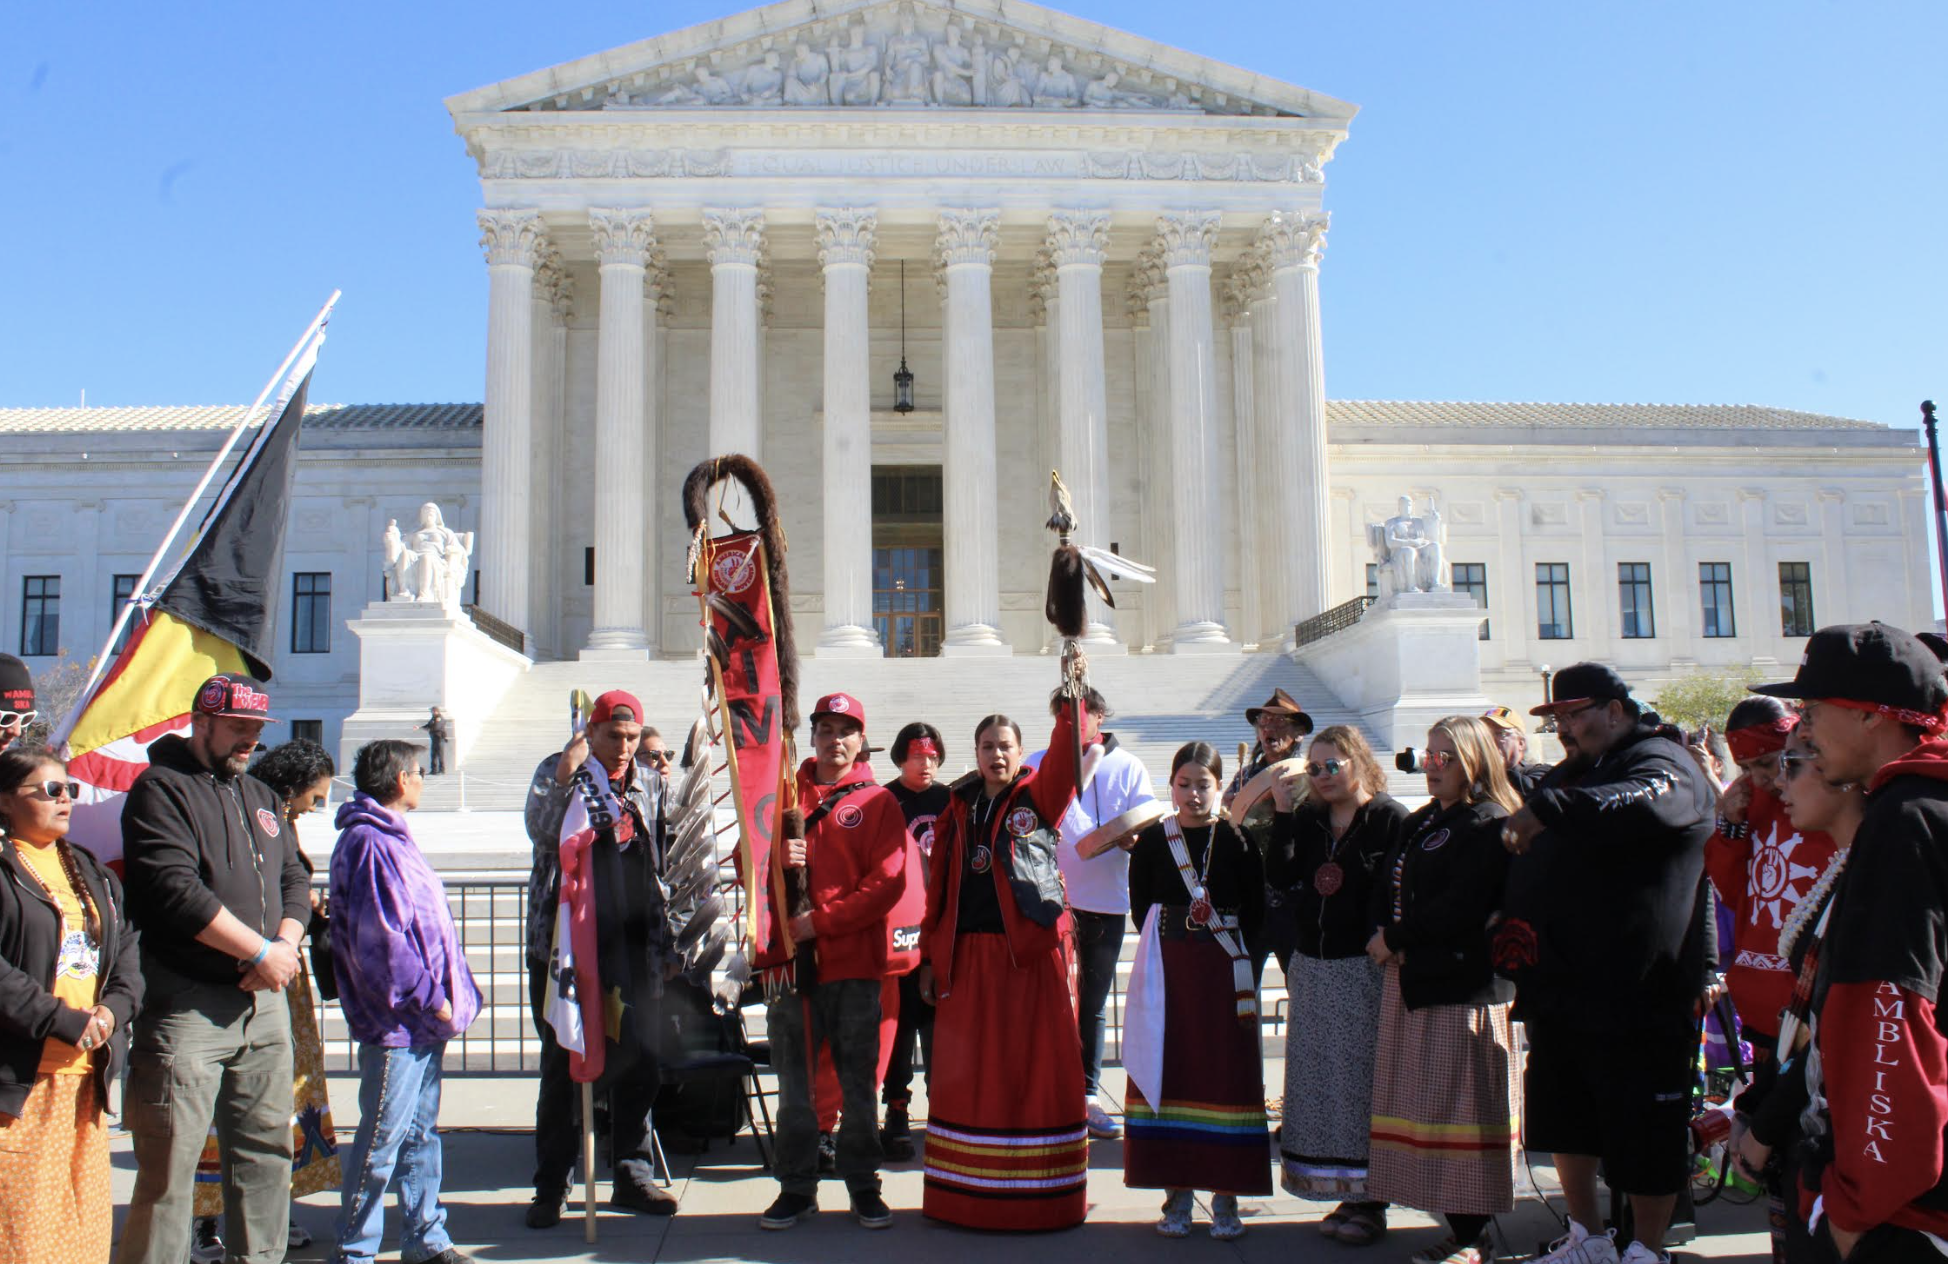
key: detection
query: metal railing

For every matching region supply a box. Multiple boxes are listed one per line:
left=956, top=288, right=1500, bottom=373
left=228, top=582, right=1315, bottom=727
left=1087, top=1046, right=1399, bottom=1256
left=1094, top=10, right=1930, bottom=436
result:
left=462, top=603, right=526, bottom=654
left=1293, top=595, right=1376, bottom=648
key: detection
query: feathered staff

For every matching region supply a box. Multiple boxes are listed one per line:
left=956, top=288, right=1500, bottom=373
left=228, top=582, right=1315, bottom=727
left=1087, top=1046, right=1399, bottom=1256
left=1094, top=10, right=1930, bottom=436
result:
left=1044, top=469, right=1155, bottom=758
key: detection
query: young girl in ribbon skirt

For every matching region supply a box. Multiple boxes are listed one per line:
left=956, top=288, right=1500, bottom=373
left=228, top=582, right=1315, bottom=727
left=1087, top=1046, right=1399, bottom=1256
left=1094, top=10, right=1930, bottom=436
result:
left=1122, top=741, right=1271, bottom=1238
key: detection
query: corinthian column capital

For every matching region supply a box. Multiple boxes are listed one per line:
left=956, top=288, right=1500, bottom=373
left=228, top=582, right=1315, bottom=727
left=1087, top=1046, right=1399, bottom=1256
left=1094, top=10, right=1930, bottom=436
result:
left=1044, top=209, right=1110, bottom=269
left=1259, top=210, right=1330, bottom=272
left=588, top=208, right=656, bottom=267
left=936, top=208, right=999, bottom=269
left=814, top=207, right=878, bottom=271
left=1155, top=210, right=1221, bottom=269
left=478, top=208, right=546, bottom=268
left=703, top=207, right=767, bottom=268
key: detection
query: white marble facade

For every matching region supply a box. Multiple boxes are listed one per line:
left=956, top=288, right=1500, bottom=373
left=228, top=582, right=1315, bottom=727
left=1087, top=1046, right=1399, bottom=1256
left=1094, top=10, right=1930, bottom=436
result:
left=0, top=0, right=1936, bottom=758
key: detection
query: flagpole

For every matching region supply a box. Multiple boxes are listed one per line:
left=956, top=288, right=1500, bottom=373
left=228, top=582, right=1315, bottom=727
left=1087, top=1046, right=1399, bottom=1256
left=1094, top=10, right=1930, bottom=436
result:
left=53, top=291, right=340, bottom=746
left=582, top=1081, right=599, bottom=1243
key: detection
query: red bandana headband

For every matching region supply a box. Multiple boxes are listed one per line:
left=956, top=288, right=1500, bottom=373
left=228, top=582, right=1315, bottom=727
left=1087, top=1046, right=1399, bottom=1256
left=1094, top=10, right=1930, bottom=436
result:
left=908, top=738, right=941, bottom=760
left=1821, top=697, right=1948, bottom=732
left=1725, top=715, right=1797, bottom=762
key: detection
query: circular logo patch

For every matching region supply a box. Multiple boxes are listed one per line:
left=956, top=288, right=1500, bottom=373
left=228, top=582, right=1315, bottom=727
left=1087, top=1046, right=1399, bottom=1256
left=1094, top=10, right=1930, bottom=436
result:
left=827, top=696, right=850, bottom=714
left=1420, top=828, right=1451, bottom=852
left=199, top=680, right=228, bottom=712
left=1006, top=807, right=1038, bottom=838
left=1312, top=860, right=1344, bottom=896
left=971, top=844, right=992, bottom=874
left=910, top=815, right=938, bottom=856
left=256, top=808, right=281, bottom=837
left=710, top=548, right=758, bottom=595
left=834, top=802, right=865, bottom=829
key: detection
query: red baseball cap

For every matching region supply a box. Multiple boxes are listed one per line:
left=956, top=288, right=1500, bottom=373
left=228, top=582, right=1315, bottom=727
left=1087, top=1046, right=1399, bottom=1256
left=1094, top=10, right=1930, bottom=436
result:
left=194, top=674, right=278, bottom=723
left=811, top=692, right=866, bottom=730
left=589, top=690, right=646, bottom=726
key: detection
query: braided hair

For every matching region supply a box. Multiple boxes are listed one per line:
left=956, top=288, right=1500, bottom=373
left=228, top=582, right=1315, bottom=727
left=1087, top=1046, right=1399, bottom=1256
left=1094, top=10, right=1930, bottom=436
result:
left=0, top=745, right=101, bottom=943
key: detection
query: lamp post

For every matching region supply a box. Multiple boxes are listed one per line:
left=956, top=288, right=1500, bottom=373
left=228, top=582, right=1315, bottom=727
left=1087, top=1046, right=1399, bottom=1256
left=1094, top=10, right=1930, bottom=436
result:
left=1537, top=663, right=1556, bottom=733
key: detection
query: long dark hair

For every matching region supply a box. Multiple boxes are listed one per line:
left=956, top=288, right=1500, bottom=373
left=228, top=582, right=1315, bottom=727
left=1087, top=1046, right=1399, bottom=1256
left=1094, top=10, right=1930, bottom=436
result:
left=1170, top=741, right=1224, bottom=783
left=0, top=745, right=102, bottom=943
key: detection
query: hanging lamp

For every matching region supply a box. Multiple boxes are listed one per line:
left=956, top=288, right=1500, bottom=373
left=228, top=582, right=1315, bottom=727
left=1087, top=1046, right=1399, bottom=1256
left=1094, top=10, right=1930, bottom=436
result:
left=893, top=258, right=916, bottom=413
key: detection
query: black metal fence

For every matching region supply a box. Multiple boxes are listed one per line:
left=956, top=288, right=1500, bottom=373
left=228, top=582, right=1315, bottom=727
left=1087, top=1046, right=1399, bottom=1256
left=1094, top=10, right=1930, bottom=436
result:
left=1293, top=595, right=1376, bottom=647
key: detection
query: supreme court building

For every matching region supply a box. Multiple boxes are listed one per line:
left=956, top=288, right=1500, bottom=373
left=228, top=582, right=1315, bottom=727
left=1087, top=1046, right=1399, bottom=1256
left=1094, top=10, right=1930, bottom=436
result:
left=1, top=0, right=1935, bottom=761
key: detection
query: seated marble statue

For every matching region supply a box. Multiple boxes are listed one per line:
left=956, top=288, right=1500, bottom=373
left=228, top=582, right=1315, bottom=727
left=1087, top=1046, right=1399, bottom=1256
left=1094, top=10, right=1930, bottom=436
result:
left=989, top=47, right=1030, bottom=106
left=829, top=26, right=880, bottom=105
left=785, top=42, right=830, bottom=105
left=385, top=503, right=474, bottom=609
left=1033, top=55, right=1079, bottom=107
left=882, top=10, right=931, bottom=104
left=1082, top=70, right=1156, bottom=109
left=742, top=52, right=785, bottom=105
left=931, top=26, right=975, bottom=106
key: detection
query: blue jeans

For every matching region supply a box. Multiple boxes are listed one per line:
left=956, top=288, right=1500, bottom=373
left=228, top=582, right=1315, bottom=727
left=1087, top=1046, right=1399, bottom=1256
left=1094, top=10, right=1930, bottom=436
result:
left=334, top=1043, right=451, bottom=1264
left=1072, top=909, right=1126, bottom=1098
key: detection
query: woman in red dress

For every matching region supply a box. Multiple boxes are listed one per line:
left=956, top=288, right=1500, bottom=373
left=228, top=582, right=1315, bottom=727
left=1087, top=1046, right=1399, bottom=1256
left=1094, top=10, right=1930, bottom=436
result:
left=917, top=702, right=1087, bottom=1230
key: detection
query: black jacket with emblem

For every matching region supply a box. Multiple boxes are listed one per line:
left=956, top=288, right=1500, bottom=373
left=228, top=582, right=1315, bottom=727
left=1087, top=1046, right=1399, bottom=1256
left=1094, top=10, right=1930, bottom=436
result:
left=122, top=733, right=312, bottom=989
left=1494, top=722, right=1713, bottom=1032
left=1373, top=798, right=1513, bottom=1011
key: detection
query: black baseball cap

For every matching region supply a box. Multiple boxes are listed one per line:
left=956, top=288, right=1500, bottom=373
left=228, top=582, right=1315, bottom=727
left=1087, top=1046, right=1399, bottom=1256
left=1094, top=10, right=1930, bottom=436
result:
left=193, top=674, right=278, bottom=723
left=1753, top=623, right=1948, bottom=716
left=1530, top=662, right=1637, bottom=717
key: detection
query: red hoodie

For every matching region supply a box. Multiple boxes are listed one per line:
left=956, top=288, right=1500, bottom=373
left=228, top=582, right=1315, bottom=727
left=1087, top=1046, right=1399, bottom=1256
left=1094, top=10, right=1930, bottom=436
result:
left=1704, top=784, right=1837, bottom=1039
left=753, top=758, right=915, bottom=983
left=1812, top=735, right=1948, bottom=1237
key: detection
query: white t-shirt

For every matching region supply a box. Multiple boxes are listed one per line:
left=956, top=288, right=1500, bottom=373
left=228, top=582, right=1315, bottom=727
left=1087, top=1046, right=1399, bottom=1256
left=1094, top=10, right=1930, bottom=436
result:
left=1024, top=735, right=1157, bottom=916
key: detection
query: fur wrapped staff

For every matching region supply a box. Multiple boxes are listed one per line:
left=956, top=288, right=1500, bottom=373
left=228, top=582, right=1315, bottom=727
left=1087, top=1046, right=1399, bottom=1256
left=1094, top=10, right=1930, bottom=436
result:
left=682, top=454, right=809, bottom=1008
left=1044, top=468, right=1154, bottom=762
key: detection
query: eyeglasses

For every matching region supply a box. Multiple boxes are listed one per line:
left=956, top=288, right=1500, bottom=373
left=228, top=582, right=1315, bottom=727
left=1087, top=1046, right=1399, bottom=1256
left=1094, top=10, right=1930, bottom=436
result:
left=1422, top=749, right=1459, bottom=771
left=23, top=780, right=80, bottom=801
left=406, top=768, right=425, bottom=780
left=0, top=710, right=37, bottom=728
left=1306, top=759, right=1347, bottom=778
left=1778, top=751, right=1817, bottom=780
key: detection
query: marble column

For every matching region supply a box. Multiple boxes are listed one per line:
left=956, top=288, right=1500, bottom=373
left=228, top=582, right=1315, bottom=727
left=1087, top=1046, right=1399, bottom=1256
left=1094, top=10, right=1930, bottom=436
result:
left=703, top=208, right=766, bottom=459
left=1140, top=257, right=1176, bottom=647
left=1224, top=269, right=1261, bottom=648
left=1045, top=210, right=1121, bottom=649
left=814, top=208, right=883, bottom=657
left=1737, top=488, right=1772, bottom=658
left=640, top=260, right=670, bottom=652
left=582, top=208, right=655, bottom=658
left=1261, top=211, right=1333, bottom=636
left=937, top=208, right=1011, bottom=656
left=528, top=254, right=571, bottom=659
left=1032, top=258, right=1062, bottom=652
left=1248, top=270, right=1284, bottom=641
left=477, top=208, right=546, bottom=649
left=1157, top=211, right=1232, bottom=651
left=1657, top=489, right=1695, bottom=657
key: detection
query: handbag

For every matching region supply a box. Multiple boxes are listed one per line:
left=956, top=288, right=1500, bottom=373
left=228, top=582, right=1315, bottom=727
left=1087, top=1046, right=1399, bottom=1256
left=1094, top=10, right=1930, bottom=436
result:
left=308, top=905, right=338, bottom=1002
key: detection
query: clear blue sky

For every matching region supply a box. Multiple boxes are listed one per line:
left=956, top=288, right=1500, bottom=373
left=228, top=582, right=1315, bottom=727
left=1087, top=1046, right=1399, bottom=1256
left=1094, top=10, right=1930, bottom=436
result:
left=3, top=2, right=1942, bottom=431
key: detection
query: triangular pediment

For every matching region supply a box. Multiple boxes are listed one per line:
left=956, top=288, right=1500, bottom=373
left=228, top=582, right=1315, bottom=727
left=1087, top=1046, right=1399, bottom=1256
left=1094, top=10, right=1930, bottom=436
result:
left=445, top=0, right=1356, bottom=122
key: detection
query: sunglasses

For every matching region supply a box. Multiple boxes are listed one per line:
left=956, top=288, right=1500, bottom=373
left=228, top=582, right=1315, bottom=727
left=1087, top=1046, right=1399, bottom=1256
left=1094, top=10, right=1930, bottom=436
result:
left=22, top=780, right=81, bottom=801
left=643, top=750, right=672, bottom=765
left=1778, top=751, right=1817, bottom=780
left=0, top=710, right=37, bottom=728
left=1422, top=749, right=1459, bottom=771
left=1306, top=759, right=1347, bottom=778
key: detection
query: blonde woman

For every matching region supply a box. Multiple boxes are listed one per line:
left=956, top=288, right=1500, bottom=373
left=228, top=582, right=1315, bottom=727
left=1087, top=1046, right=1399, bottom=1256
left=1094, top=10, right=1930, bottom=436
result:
left=1365, top=716, right=1522, bottom=1264
left=1265, top=725, right=1407, bottom=1242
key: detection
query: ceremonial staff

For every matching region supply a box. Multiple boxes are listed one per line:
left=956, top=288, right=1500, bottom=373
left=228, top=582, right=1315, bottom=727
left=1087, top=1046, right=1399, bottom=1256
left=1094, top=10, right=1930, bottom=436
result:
left=1922, top=400, right=1948, bottom=616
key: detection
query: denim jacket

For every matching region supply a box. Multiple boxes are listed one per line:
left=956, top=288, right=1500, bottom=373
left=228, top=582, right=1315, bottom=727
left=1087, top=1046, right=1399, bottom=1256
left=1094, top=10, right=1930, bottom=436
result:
left=523, top=753, right=666, bottom=966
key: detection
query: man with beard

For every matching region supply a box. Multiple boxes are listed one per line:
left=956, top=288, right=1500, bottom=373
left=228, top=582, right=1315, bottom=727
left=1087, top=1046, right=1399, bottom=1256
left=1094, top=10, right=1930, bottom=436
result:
left=1224, top=689, right=1312, bottom=982
left=0, top=654, right=33, bottom=754
left=1754, top=624, right=1948, bottom=1264
left=1482, top=705, right=1551, bottom=797
left=118, top=676, right=314, bottom=1264
left=1496, top=663, right=1716, bottom=1264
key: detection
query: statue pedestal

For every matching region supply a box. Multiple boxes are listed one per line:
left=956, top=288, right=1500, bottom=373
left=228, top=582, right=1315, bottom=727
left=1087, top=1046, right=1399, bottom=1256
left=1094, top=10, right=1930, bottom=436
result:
left=339, top=603, right=531, bottom=775
left=1291, top=592, right=1488, bottom=754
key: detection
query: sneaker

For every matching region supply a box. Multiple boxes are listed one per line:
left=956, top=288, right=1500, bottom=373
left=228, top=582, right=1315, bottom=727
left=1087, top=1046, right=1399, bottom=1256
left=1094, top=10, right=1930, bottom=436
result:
left=525, top=1191, right=568, bottom=1229
left=287, top=1219, right=313, bottom=1249
left=759, top=1192, right=820, bottom=1230
left=191, top=1218, right=224, bottom=1264
left=881, top=1104, right=917, bottom=1161
left=1617, top=1243, right=1669, bottom=1264
left=1211, top=1194, right=1245, bottom=1240
left=1538, top=1222, right=1620, bottom=1264
left=817, top=1130, right=838, bottom=1174
left=1156, top=1189, right=1194, bottom=1238
left=1086, top=1099, right=1122, bottom=1140
left=852, top=1189, right=894, bottom=1229
left=611, top=1176, right=680, bottom=1216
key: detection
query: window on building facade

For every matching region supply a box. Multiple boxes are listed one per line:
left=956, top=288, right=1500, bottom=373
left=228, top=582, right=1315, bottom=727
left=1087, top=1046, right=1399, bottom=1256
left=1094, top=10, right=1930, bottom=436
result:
left=1536, top=563, right=1573, bottom=640
left=1700, top=562, right=1736, bottom=638
left=1779, top=562, right=1815, bottom=638
left=1365, top=563, right=1378, bottom=600
left=111, top=573, right=140, bottom=657
left=290, top=719, right=324, bottom=746
left=1618, top=563, right=1655, bottom=639
left=20, top=576, right=59, bottom=657
left=585, top=548, right=595, bottom=586
left=292, top=573, right=331, bottom=654
left=1451, top=562, right=1489, bottom=639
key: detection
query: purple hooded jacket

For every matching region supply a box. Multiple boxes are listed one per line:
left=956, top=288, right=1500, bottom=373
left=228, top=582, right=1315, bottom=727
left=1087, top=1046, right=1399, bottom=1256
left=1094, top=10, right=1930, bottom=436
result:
left=327, top=794, right=480, bottom=1047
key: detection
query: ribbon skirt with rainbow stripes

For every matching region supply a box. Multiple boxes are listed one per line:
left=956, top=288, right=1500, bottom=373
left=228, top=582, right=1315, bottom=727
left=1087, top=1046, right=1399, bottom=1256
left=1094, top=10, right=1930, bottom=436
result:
left=923, top=932, right=1088, bottom=1230
left=1124, top=936, right=1274, bottom=1195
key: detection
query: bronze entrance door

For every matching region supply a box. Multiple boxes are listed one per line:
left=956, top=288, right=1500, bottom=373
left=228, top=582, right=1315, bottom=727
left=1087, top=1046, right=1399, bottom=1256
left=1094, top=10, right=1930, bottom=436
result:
left=871, top=466, right=943, bottom=657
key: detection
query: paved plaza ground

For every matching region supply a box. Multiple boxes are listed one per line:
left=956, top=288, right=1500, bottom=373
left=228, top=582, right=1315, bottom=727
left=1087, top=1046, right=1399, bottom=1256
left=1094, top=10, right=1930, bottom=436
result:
left=108, top=1063, right=1773, bottom=1264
